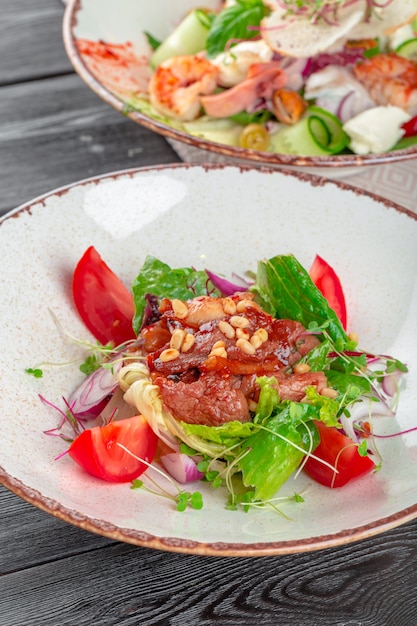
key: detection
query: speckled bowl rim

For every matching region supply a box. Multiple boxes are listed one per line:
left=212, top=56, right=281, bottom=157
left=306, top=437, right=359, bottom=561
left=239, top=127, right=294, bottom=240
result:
left=62, top=0, right=417, bottom=170
left=1, top=162, right=417, bottom=557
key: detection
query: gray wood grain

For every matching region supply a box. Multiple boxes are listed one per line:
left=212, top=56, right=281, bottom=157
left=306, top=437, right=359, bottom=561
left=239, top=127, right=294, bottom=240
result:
left=0, top=73, right=180, bottom=216
left=0, top=486, right=115, bottom=574
left=1, top=494, right=417, bottom=626
left=0, top=0, right=71, bottom=85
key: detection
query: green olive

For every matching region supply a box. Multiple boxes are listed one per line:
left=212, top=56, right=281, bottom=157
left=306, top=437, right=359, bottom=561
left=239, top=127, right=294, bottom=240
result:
left=239, top=123, right=270, bottom=151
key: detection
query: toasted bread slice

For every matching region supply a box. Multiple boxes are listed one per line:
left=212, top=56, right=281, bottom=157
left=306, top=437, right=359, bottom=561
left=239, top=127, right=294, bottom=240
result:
left=261, top=3, right=365, bottom=58
left=261, top=0, right=417, bottom=58
left=349, top=0, right=417, bottom=39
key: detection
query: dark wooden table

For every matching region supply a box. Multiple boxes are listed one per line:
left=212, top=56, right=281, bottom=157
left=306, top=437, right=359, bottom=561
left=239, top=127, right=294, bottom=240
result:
left=1, top=2, right=417, bottom=625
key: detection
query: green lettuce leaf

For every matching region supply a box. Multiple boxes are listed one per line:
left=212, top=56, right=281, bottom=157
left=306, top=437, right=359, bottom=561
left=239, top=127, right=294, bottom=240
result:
left=325, top=370, right=371, bottom=396
left=251, top=254, right=348, bottom=344
left=238, top=406, right=320, bottom=501
left=131, top=256, right=219, bottom=333
left=206, top=0, right=268, bottom=58
left=181, top=420, right=257, bottom=447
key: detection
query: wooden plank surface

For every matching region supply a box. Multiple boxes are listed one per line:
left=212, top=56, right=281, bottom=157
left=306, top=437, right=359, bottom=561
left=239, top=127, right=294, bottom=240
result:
left=0, top=0, right=72, bottom=84
left=0, top=487, right=115, bottom=574
left=2, top=480, right=417, bottom=626
left=0, top=73, right=180, bottom=216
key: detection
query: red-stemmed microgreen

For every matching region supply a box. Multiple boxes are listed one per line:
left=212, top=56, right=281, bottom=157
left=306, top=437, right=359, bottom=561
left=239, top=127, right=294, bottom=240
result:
left=117, top=443, right=204, bottom=512
left=40, top=394, right=85, bottom=443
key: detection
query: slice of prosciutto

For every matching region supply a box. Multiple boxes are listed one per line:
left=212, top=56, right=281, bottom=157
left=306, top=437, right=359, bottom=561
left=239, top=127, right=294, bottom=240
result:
left=200, top=62, right=287, bottom=118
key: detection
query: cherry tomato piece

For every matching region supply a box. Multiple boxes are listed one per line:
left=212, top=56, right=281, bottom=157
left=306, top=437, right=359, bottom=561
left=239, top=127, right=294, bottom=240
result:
left=309, top=254, right=348, bottom=330
left=303, top=420, right=375, bottom=488
left=239, top=124, right=270, bottom=151
left=401, top=114, right=417, bottom=138
left=72, top=246, right=136, bottom=346
left=69, top=415, right=158, bottom=482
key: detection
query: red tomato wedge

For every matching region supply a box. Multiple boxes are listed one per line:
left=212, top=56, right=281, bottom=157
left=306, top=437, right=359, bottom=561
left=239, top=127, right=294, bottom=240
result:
left=309, top=254, right=348, bottom=330
left=68, top=415, right=158, bottom=482
left=303, top=421, right=375, bottom=488
left=402, top=114, right=417, bottom=138
left=72, top=246, right=136, bottom=346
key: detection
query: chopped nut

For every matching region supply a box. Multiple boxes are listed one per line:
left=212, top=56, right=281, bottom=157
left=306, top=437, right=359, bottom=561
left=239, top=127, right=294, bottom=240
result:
left=249, top=333, right=263, bottom=349
left=222, top=297, right=237, bottom=315
left=293, top=362, right=311, bottom=374
left=159, top=348, right=180, bottom=362
left=321, top=387, right=339, bottom=399
left=209, top=347, right=228, bottom=358
left=250, top=328, right=269, bottom=349
left=229, top=315, right=250, bottom=329
left=236, top=338, right=256, bottom=355
left=170, top=328, right=186, bottom=351
left=255, top=328, right=268, bottom=343
left=181, top=333, right=195, bottom=353
left=236, top=328, right=250, bottom=341
left=172, top=299, right=188, bottom=319
left=236, top=299, right=254, bottom=313
left=219, top=320, right=235, bottom=339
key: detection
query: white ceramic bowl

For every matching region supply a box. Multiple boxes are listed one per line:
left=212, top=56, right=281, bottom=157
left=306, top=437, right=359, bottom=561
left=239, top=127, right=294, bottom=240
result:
left=63, top=0, right=417, bottom=174
left=1, top=164, right=417, bottom=556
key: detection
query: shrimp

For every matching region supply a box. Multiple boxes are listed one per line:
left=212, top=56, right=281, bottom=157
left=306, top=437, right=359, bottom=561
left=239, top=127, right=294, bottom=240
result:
left=148, top=55, right=219, bottom=122
left=353, top=53, right=417, bottom=115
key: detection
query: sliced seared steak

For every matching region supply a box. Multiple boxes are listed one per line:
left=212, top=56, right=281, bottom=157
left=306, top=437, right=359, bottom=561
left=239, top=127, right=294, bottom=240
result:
left=139, top=292, right=325, bottom=426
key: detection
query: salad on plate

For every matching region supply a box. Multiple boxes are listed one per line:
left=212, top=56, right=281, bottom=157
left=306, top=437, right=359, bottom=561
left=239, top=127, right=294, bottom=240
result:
left=38, top=247, right=408, bottom=514
left=77, top=0, right=417, bottom=156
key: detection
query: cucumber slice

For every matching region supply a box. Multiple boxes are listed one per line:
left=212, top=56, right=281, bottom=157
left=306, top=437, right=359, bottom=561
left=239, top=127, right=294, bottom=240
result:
left=150, top=10, right=211, bottom=68
left=270, top=107, right=348, bottom=156
left=183, top=117, right=242, bottom=146
left=395, top=38, right=417, bottom=62
left=270, top=117, right=330, bottom=156
left=305, top=106, right=349, bottom=153
left=308, top=116, right=331, bottom=150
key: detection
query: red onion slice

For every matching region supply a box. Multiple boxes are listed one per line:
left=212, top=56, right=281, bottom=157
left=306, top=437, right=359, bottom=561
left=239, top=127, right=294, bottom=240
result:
left=160, top=453, right=204, bottom=484
left=205, top=268, right=250, bottom=296
left=68, top=360, right=122, bottom=419
left=381, top=369, right=403, bottom=397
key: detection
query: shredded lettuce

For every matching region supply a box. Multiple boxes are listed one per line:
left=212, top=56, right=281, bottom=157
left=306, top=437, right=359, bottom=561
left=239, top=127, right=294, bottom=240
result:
left=119, top=362, right=179, bottom=450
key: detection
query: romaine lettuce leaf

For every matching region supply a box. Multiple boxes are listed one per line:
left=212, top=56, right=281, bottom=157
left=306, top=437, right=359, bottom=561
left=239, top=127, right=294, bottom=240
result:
left=251, top=254, right=348, bottom=344
left=238, top=406, right=320, bottom=501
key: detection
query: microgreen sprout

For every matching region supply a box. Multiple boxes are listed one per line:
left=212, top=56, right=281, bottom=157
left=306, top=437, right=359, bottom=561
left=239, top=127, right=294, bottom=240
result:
left=277, top=0, right=393, bottom=25
left=226, top=489, right=307, bottom=517
left=40, top=394, right=85, bottom=443
left=118, top=443, right=204, bottom=512
left=307, top=323, right=407, bottom=417
left=79, top=347, right=112, bottom=375
left=357, top=439, right=369, bottom=457
left=25, top=367, right=43, bottom=378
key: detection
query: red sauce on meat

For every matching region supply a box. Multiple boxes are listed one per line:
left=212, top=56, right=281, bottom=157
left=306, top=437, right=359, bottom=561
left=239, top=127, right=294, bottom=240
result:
left=139, top=294, right=326, bottom=426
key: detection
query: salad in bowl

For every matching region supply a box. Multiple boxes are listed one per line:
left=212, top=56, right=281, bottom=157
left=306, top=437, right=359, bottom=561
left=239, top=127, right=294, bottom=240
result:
left=45, top=247, right=407, bottom=514
left=64, top=0, right=417, bottom=167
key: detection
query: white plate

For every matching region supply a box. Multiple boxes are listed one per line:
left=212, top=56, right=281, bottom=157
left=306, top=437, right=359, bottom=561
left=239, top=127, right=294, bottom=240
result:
left=1, top=164, right=417, bottom=556
left=63, top=0, right=417, bottom=174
